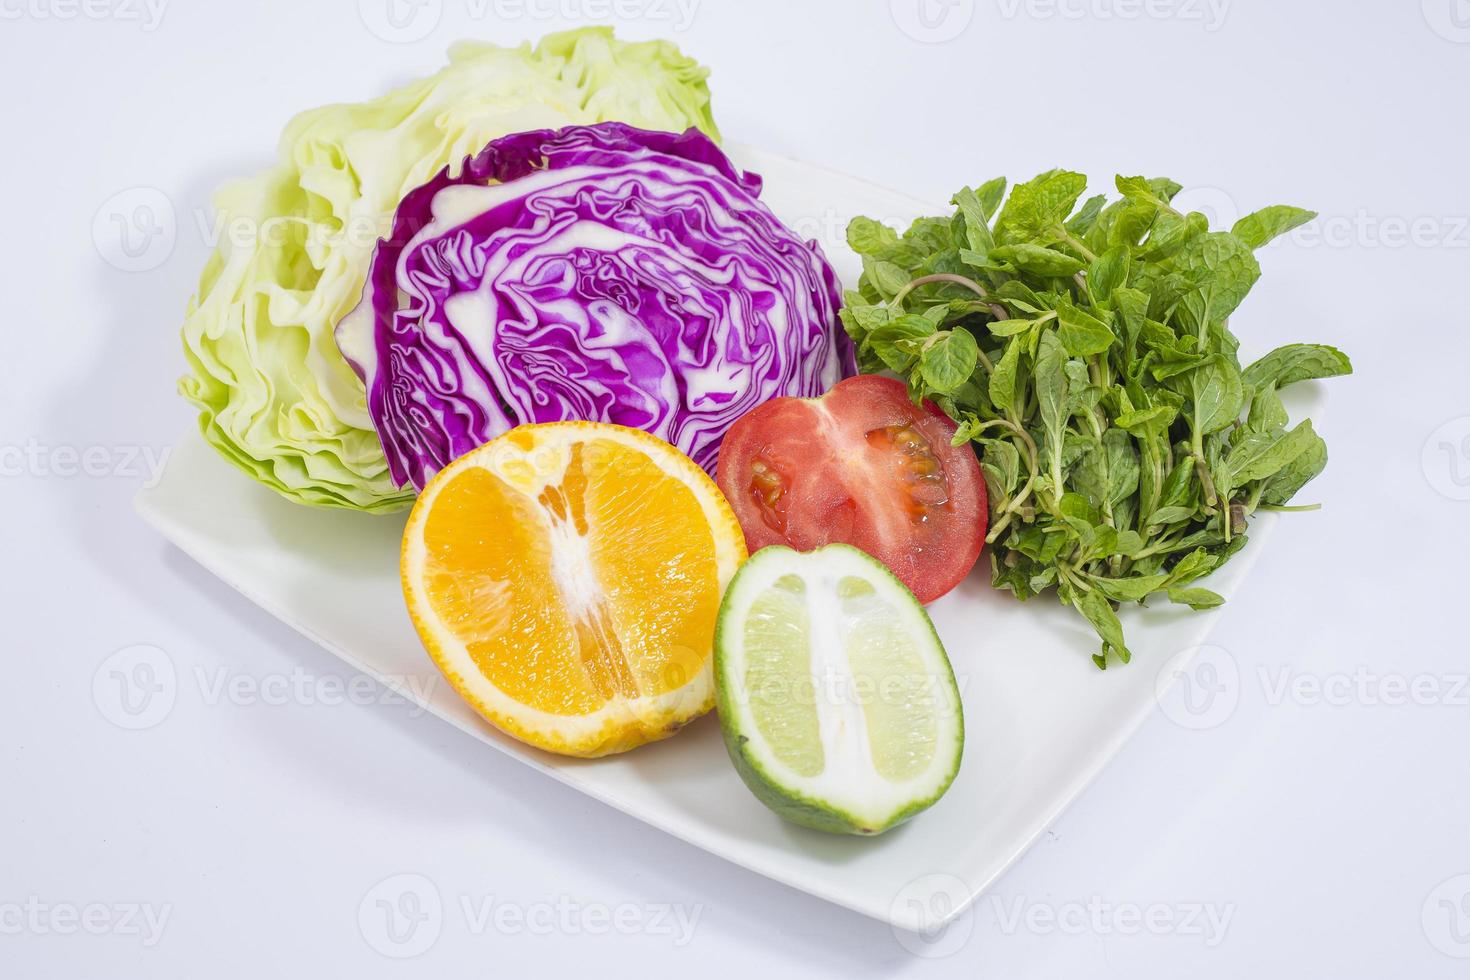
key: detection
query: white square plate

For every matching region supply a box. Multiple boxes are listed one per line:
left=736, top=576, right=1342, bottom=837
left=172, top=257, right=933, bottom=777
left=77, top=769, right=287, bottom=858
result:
left=135, top=145, right=1303, bottom=933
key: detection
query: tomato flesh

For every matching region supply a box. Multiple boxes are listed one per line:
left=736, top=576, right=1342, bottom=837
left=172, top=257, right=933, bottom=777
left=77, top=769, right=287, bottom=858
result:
left=715, top=375, right=986, bottom=604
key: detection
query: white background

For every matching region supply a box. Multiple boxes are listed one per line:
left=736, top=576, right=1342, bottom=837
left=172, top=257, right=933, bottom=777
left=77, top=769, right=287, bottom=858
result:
left=3, top=0, right=1468, bottom=975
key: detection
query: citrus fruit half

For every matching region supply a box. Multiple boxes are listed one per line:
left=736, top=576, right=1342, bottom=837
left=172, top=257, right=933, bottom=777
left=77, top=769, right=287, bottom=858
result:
left=401, top=422, right=747, bottom=758
left=715, top=544, right=964, bottom=834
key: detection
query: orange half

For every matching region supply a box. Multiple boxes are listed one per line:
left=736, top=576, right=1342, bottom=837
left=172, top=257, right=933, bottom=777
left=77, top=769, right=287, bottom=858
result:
left=401, top=422, right=747, bottom=757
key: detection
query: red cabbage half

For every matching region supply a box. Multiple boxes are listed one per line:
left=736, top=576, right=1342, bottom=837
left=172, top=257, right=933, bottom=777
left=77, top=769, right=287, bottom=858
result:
left=336, top=122, right=853, bottom=490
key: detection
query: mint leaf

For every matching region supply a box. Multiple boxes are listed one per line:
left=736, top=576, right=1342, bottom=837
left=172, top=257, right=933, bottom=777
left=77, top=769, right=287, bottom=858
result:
left=1114, top=174, right=1169, bottom=209
left=1227, top=420, right=1317, bottom=485
left=868, top=314, right=935, bottom=372
left=1035, top=330, right=1070, bottom=469
left=989, top=336, right=1024, bottom=414
left=841, top=301, right=891, bottom=335
left=920, top=329, right=980, bottom=395
left=1191, top=355, right=1246, bottom=435
left=951, top=186, right=996, bottom=253
left=987, top=318, right=1037, bottom=337
left=1072, top=588, right=1130, bottom=665
left=1103, top=428, right=1140, bottom=507
left=1166, top=587, right=1225, bottom=610
left=847, top=216, right=898, bottom=256
left=1057, top=302, right=1116, bottom=357
left=976, top=438, right=1022, bottom=500
left=975, top=177, right=1007, bottom=220
left=1165, top=548, right=1217, bottom=588
left=990, top=243, right=1087, bottom=277
left=1261, top=428, right=1328, bottom=505
left=1146, top=505, right=1197, bottom=527
left=1138, top=211, right=1208, bottom=262
left=1089, top=245, right=1131, bottom=300
left=995, top=170, right=1088, bottom=243
left=1067, top=194, right=1108, bottom=237
left=1091, top=573, right=1169, bottom=602
left=1246, top=381, right=1288, bottom=433
left=1176, top=232, right=1262, bottom=328
left=1232, top=206, right=1316, bottom=249
left=1115, top=404, right=1176, bottom=436
left=1242, top=343, right=1354, bottom=390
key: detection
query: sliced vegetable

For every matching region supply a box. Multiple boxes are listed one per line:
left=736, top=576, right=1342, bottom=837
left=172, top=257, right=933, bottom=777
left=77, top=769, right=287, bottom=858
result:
left=179, top=28, right=722, bottom=511
left=714, top=375, right=986, bottom=604
left=338, top=122, right=852, bottom=490
left=715, top=544, right=964, bottom=835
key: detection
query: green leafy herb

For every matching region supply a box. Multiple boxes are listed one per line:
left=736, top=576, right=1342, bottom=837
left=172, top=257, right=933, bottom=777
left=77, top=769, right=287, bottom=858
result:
left=920, top=329, right=980, bottom=394
left=1241, top=343, right=1353, bottom=390
left=843, top=171, right=1351, bottom=667
left=1231, top=206, right=1316, bottom=249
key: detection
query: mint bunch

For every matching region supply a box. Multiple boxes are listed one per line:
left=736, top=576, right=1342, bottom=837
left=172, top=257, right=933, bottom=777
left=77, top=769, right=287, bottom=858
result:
left=840, top=171, right=1351, bottom=668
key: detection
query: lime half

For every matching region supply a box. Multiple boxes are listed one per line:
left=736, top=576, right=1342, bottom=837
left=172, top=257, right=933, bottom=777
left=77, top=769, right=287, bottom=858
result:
left=714, top=544, right=964, bottom=835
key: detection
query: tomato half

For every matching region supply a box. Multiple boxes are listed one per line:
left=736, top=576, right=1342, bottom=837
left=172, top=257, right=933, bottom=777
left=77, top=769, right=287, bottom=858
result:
left=715, top=375, right=986, bottom=604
